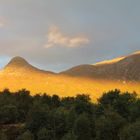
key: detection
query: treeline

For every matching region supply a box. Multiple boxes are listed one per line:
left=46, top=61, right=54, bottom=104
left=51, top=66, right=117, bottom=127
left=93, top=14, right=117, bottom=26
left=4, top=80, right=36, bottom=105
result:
left=0, top=89, right=140, bottom=140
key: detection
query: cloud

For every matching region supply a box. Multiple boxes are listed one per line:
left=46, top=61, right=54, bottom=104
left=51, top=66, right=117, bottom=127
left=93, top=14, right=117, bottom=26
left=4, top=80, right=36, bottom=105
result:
left=44, top=25, right=89, bottom=48
left=0, top=17, right=7, bottom=28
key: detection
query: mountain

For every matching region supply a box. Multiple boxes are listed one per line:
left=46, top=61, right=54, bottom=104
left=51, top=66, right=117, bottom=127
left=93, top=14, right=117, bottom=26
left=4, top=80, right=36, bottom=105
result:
left=60, top=51, right=140, bottom=81
left=0, top=51, right=139, bottom=100
left=1, top=56, right=54, bottom=75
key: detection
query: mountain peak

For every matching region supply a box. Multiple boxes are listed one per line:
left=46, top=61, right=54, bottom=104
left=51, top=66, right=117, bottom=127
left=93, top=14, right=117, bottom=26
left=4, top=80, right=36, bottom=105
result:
left=11, top=56, right=26, bottom=61
left=2, top=56, right=54, bottom=75
left=5, top=56, right=29, bottom=68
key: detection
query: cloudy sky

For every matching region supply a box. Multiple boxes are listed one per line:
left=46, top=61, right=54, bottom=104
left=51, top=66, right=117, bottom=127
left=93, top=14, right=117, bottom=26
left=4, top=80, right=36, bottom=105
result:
left=0, top=0, right=139, bottom=72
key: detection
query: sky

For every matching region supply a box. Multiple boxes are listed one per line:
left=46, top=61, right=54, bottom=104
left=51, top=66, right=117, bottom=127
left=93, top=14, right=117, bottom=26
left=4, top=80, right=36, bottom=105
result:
left=0, top=0, right=139, bottom=72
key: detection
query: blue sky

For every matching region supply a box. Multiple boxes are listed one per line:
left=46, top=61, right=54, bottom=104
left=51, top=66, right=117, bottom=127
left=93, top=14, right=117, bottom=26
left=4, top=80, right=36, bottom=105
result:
left=0, top=0, right=139, bottom=72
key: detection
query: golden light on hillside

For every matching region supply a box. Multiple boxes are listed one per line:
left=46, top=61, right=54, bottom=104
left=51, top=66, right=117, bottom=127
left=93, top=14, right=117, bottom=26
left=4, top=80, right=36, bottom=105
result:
left=0, top=51, right=139, bottom=101
left=0, top=72, right=139, bottom=101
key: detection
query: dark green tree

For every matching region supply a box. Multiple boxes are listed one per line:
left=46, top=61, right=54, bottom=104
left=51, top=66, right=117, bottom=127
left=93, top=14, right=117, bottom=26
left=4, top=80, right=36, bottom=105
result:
left=16, top=130, right=34, bottom=140
left=52, top=95, right=61, bottom=108
left=26, top=102, right=49, bottom=133
left=129, top=99, right=140, bottom=121
left=120, top=120, right=140, bottom=140
left=95, top=111, right=125, bottom=140
left=73, top=114, right=92, bottom=140
left=37, top=128, right=51, bottom=140
left=0, top=131, right=8, bottom=140
left=15, top=89, right=33, bottom=122
left=74, top=94, right=93, bottom=114
left=41, top=94, right=52, bottom=107
left=0, top=105, right=19, bottom=124
left=48, top=107, right=68, bottom=140
left=98, top=89, right=136, bottom=118
left=61, top=132, right=77, bottom=140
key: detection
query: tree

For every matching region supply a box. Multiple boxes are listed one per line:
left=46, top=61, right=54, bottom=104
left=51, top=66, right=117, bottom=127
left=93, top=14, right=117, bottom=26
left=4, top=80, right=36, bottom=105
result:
left=98, top=90, right=136, bottom=118
left=0, top=89, right=13, bottom=107
left=115, top=92, right=136, bottom=118
left=15, top=89, right=33, bottom=122
left=120, top=120, right=140, bottom=140
left=95, top=111, right=126, bottom=140
left=2, top=88, right=11, bottom=95
left=41, top=94, right=52, bottom=107
left=16, top=130, right=34, bottom=140
left=37, top=128, right=51, bottom=140
left=74, top=94, right=93, bottom=114
left=73, top=114, right=92, bottom=140
left=48, top=107, right=68, bottom=140
left=61, top=97, right=75, bottom=109
left=51, top=95, right=61, bottom=108
left=0, top=131, right=8, bottom=140
left=61, top=132, right=77, bottom=140
left=98, top=89, right=120, bottom=107
left=26, top=102, right=49, bottom=133
left=0, top=105, right=19, bottom=124
left=129, top=99, right=140, bottom=121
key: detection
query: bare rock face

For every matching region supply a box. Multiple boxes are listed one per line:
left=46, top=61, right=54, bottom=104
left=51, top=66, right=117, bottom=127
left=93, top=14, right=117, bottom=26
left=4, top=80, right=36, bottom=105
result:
left=60, top=51, right=140, bottom=81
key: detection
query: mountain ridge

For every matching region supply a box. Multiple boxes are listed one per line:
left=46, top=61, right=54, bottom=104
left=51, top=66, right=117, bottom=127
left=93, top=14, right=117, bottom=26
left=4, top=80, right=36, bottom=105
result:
left=1, top=50, right=140, bottom=81
left=0, top=51, right=139, bottom=99
left=60, top=50, right=140, bottom=81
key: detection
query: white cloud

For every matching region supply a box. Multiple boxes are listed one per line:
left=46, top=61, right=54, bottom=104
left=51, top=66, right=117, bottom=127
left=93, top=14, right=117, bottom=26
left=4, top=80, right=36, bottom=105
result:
left=44, top=25, right=89, bottom=48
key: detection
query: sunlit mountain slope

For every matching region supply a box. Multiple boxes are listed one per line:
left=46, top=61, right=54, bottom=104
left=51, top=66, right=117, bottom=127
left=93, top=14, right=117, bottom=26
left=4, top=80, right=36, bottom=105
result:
left=1, top=56, right=54, bottom=75
left=0, top=52, right=139, bottom=101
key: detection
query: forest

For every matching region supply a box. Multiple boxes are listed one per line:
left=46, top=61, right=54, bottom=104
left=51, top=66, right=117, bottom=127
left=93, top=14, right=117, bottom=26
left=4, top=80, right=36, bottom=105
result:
left=0, top=89, right=140, bottom=140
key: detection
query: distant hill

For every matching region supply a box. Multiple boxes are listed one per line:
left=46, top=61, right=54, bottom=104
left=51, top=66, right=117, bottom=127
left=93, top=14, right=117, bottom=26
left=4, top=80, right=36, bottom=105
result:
left=2, top=56, right=54, bottom=75
left=60, top=51, right=140, bottom=81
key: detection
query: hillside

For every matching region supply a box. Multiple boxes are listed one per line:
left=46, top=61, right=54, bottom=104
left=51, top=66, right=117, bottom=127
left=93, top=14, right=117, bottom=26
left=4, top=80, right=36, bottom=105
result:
left=61, top=51, right=140, bottom=81
left=1, top=56, right=54, bottom=75
left=0, top=52, right=139, bottom=100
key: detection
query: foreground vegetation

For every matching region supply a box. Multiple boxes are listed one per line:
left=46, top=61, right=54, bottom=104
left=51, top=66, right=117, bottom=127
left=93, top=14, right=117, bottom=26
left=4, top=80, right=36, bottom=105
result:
left=0, top=89, right=140, bottom=140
